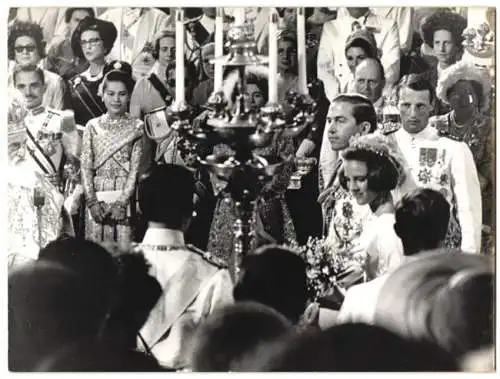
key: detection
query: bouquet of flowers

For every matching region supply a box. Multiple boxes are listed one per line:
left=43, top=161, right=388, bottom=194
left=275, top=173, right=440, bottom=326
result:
left=290, top=237, right=366, bottom=303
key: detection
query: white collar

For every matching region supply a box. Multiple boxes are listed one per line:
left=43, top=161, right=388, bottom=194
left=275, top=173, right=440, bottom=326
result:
left=399, top=125, right=439, bottom=142
left=142, top=227, right=185, bottom=247
left=81, top=67, right=104, bottom=82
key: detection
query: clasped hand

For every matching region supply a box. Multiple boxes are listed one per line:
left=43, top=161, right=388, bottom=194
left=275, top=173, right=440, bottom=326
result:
left=90, top=201, right=127, bottom=223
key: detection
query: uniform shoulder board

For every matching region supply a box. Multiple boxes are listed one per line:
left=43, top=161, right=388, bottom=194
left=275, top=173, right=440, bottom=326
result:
left=381, top=123, right=400, bottom=135
left=187, top=244, right=228, bottom=269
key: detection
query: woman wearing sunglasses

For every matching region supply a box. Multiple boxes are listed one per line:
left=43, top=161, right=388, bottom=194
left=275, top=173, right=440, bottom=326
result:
left=8, top=21, right=66, bottom=110
left=67, top=17, right=117, bottom=128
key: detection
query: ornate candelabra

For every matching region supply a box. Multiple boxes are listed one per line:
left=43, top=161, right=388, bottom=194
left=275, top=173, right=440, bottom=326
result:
left=169, top=8, right=317, bottom=278
left=462, top=22, right=495, bottom=59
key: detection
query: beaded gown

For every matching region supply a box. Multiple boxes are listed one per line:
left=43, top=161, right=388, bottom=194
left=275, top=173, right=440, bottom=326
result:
left=81, top=113, right=143, bottom=246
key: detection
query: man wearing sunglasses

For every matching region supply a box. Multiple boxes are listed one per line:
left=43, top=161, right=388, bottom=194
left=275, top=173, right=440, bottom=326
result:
left=8, top=20, right=66, bottom=110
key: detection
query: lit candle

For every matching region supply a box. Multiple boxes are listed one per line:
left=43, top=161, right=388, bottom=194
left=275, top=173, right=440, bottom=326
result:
left=175, top=8, right=185, bottom=103
left=234, top=7, right=246, bottom=25
left=214, top=7, right=224, bottom=91
left=268, top=9, right=278, bottom=103
left=297, top=7, right=308, bottom=94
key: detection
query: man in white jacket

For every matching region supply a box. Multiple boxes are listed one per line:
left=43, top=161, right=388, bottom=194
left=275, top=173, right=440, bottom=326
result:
left=392, top=75, right=482, bottom=254
left=137, top=164, right=233, bottom=370
left=317, top=7, right=401, bottom=102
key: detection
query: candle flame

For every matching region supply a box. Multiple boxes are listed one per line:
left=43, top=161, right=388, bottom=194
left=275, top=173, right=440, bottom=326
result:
left=216, top=7, right=223, bottom=18
left=176, top=8, right=183, bottom=22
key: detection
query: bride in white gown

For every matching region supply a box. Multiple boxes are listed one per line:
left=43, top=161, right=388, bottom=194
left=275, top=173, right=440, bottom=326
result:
left=337, top=133, right=407, bottom=281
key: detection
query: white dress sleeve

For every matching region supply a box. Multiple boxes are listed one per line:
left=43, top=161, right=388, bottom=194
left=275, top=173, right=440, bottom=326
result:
left=365, top=214, right=403, bottom=280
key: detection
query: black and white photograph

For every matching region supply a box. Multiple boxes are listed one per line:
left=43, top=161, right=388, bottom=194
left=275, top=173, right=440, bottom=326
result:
left=5, top=4, right=496, bottom=372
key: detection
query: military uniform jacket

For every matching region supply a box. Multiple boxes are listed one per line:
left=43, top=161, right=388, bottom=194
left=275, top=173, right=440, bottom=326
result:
left=391, top=127, right=482, bottom=254
left=138, top=228, right=233, bottom=369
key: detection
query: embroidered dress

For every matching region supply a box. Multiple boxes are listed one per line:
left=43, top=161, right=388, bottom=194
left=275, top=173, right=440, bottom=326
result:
left=81, top=113, right=143, bottom=245
left=430, top=111, right=491, bottom=170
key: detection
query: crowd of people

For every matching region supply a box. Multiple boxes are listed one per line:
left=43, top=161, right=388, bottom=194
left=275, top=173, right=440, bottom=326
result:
left=7, top=6, right=495, bottom=372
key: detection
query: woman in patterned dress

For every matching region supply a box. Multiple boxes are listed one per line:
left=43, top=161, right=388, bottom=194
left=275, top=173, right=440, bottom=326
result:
left=68, top=17, right=117, bottom=127
left=430, top=61, right=493, bottom=254
left=81, top=61, right=143, bottom=247
left=207, top=66, right=296, bottom=270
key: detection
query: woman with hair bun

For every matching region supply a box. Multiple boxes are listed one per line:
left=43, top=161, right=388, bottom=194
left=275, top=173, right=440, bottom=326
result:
left=80, top=61, right=143, bottom=246
left=338, top=133, right=405, bottom=280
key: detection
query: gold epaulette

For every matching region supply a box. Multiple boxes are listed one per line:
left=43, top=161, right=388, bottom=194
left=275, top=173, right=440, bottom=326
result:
left=186, top=244, right=228, bottom=269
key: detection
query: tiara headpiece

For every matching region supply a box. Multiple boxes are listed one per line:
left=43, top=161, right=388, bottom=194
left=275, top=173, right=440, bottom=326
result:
left=343, top=133, right=407, bottom=185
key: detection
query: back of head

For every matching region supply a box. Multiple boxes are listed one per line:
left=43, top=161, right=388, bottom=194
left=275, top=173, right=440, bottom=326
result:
left=191, top=301, right=293, bottom=371
left=138, top=164, right=195, bottom=229
left=374, top=252, right=492, bottom=350
left=9, top=261, right=109, bottom=371
left=251, top=323, right=457, bottom=371
left=395, top=188, right=450, bottom=255
left=233, top=245, right=307, bottom=324
left=35, top=340, right=164, bottom=372
left=429, top=268, right=494, bottom=359
left=102, top=251, right=162, bottom=348
left=38, top=236, right=117, bottom=287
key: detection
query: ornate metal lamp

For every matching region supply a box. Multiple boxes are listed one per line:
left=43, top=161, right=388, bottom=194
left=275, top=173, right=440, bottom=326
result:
left=170, top=8, right=317, bottom=278
left=462, top=22, right=495, bottom=84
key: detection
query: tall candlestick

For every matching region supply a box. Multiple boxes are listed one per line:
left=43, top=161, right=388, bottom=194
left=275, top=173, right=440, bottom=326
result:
left=214, top=8, right=224, bottom=91
left=268, top=9, right=278, bottom=103
left=297, top=7, right=308, bottom=95
left=175, top=8, right=185, bottom=103
left=234, top=7, right=246, bottom=25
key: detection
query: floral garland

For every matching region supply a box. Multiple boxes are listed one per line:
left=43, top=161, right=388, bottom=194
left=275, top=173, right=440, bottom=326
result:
left=289, top=237, right=366, bottom=301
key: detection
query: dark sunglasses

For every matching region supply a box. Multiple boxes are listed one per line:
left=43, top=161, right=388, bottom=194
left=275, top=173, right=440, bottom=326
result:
left=15, top=45, right=37, bottom=53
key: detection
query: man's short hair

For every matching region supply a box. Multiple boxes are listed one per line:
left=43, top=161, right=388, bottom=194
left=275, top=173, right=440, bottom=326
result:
left=138, top=164, right=195, bottom=229
left=330, top=94, right=378, bottom=133
left=396, top=74, right=436, bottom=104
left=233, top=245, right=307, bottom=324
left=12, top=64, right=45, bottom=86
left=247, top=323, right=457, bottom=371
left=394, top=188, right=450, bottom=254
left=190, top=302, right=292, bottom=371
left=355, top=57, right=386, bottom=85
